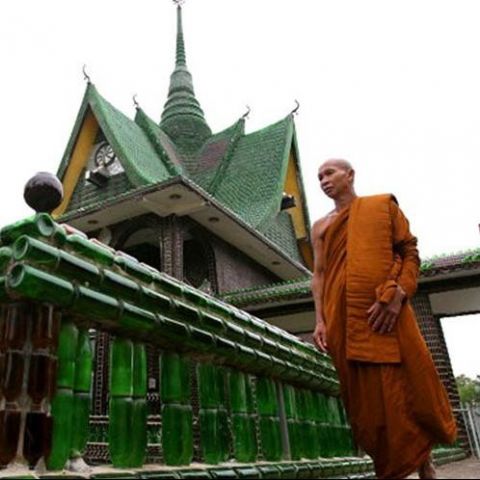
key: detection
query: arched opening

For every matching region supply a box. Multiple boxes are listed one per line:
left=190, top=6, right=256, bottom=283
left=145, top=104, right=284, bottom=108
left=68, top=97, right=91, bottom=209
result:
left=122, top=227, right=162, bottom=271
left=183, top=236, right=217, bottom=293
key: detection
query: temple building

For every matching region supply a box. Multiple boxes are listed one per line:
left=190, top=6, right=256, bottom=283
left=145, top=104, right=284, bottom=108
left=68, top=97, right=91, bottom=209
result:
left=0, top=2, right=474, bottom=476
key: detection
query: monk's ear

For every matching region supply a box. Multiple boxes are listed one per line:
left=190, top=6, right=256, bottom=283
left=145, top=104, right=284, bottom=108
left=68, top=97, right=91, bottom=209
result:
left=348, top=168, right=355, bottom=184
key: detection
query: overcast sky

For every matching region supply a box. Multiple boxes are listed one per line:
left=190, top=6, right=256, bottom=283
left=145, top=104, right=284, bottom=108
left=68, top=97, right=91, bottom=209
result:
left=0, top=0, right=478, bottom=377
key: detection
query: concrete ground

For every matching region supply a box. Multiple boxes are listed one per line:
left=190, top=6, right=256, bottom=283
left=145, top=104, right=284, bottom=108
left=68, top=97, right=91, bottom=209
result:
left=408, top=457, right=479, bottom=479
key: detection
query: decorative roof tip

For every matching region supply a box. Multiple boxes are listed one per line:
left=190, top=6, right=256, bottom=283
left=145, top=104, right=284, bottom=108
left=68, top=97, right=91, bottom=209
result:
left=291, top=99, right=300, bottom=116
left=132, top=94, right=140, bottom=110
left=82, top=64, right=92, bottom=84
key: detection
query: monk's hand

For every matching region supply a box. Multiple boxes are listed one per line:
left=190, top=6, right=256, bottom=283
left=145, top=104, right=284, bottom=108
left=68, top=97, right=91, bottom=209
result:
left=367, top=286, right=406, bottom=334
left=313, top=320, right=328, bottom=353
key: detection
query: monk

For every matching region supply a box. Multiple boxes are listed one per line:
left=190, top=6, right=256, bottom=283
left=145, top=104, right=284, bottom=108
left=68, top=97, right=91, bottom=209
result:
left=311, top=159, right=457, bottom=479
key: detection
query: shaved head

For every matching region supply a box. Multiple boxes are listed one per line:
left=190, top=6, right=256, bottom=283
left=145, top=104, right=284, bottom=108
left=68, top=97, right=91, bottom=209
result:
left=319, top=158, right=354, bottom=173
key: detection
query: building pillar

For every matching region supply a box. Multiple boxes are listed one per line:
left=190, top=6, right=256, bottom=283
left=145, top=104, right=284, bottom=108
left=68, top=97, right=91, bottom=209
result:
left=160, top=215, right=184, bottom=280
left=411, top=292, right=468, bottom=449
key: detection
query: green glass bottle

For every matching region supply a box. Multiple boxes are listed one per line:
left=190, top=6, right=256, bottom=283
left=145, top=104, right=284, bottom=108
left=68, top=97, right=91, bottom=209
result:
left=162, top=403, right=193, bottom=466
left=129, top=398, right=147, bottom=467
left=70, top=392, right=90, bottom=458
left=197, top=363, right=222, bottom=464
left=109, top=396, right=133, bottom=468
left=199, top=408, right=222, bottom=464
left=256, top=377, right=282, bottom=461
left=108, top=337, right=134, bottom=468
left=160, top=353, right=191, bottom=404
left=70, top=329, right=93, bottom=458
left=197, top=363, right=220, bottom=407
left=303, top=390, right=318, bottom=459
left=215, top=367, right=230, bottom=462
left=47, top=388, right=74, bottom=470
left=74, top=329, right=93, bottom=394
left=160, top=352, right=192, bottom=466
left=110, top=338, right=133, bottom=397
left=130, top=344, right=147, bottom=467
left=0, top=213, right=55, bottom=245
left=133, top=344, right=147, bottom=397
left=7, top=264, right=75, bottom=308
left=229, top=371, right=248, bottom=414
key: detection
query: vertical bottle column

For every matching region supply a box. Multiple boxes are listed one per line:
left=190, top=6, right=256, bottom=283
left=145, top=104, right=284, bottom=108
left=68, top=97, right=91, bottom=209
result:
left=70, top=328, right=93, bottom=463
left=282, top=384, right=300, bottom=460
left=109, top=337, right=133, bottom=468
left=314, top=391, right=330, bottom=458
left=256, top=376, right=282, bottom=461
left=130, top=343, right=147, bottom=467
left=47, top=318, right=78, bottom=470
left=160, top=352, right=193, bottom=466
left=217, top=367, right=230, bottom=462
left=197, top=363, right=222, bottom=464
left=326, top=395, right=342, bottom=457
left=229, top=370, right=257, bottom=462
left=303, top=390, right=319, bottom=459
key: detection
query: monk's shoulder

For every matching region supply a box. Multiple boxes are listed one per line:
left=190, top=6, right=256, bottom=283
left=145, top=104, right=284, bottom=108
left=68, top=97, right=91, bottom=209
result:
left=359, top=193, right=398, bottom=205
left=312, top=215, right=331, bottom=241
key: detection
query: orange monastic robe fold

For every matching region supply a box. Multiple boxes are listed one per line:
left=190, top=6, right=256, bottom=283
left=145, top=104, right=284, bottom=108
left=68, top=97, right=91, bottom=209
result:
left=321, top=195, right=456, bottom=480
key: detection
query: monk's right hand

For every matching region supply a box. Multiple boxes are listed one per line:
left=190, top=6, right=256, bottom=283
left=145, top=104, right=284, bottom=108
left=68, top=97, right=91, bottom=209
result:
left=313, top=320, right=328, bottom=353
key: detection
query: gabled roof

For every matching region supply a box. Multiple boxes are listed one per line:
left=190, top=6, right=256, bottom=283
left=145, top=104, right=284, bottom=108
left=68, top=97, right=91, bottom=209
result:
left=57, top=84, right=173, bottom=188
left=211, top=116, right=294, bottom=229
left=54, top=4, right=313, bottom=276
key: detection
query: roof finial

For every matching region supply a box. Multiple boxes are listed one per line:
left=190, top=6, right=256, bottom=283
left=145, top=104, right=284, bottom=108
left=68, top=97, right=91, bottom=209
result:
left=133, top=94, right=140, bottom=110
left=174, top=0, right=186, bottom=67
left=82, top=64, right=91, bottom=84
left=291, top=99, right=300, bottom=116
left=242, top=105, right=251, bottom=120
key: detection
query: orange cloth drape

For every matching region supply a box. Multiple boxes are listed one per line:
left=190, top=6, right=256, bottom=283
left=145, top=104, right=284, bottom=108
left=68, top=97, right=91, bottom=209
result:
left=321, top=196, right=457, bottom=479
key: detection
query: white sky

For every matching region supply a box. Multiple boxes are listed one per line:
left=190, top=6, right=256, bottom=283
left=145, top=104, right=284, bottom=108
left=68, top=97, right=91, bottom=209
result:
left=0, top=0, right=478, bottom=377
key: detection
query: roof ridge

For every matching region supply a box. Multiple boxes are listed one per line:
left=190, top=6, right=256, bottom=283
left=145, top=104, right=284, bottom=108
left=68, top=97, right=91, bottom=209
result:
left=135, top=108, right=184, bottom=176
left=220, top=276, right=311, bottom=297
left=208, top=119, right=246, bottom=193
left=256, top=115, right=294, bottom=231
left=56, top=84, right=93, bottom=179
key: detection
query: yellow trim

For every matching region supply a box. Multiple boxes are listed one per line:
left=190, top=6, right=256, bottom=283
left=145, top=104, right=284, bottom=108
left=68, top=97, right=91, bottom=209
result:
left=299, top=239, right=314, bottom=271
left=284, top=150, right=313, bottom=270
left=52, top=110, right=99, bottom=217
left=284, top=151, right=307, bottom=239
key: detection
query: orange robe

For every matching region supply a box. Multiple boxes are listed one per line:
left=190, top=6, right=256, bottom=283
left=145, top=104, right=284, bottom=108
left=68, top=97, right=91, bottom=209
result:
left=321, top=195, right=456, bottom=479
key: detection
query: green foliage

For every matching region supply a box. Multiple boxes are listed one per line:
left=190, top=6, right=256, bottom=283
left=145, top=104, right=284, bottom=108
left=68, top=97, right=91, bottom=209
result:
left=456, top=374, right=480, bottom=404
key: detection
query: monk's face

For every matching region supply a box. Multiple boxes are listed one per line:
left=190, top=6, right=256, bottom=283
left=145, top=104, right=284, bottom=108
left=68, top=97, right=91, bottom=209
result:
left=318, top=160, right=354, bottom=199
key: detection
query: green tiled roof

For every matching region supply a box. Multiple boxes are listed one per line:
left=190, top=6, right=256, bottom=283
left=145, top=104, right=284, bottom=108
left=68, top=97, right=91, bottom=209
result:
left=57, top=84, right=174, bottom=190
left=262, top=211, right=302, bottom=263
left=222, top=248, right=480, bottom=308
left=193, top=120, right=245, bottom=189
left=211, top=116, right=294, bottom=229
left=134, top=107, right=184, bottom=176
left=420, top=248, right=480, bottom=275
left=89, top=86, right=172, bottom=187
left=57, top=5, right=311, bottom=270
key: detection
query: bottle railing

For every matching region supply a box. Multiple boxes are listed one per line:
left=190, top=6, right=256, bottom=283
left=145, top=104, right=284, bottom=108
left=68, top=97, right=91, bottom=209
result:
left=0, top=214, right=367, bottom=476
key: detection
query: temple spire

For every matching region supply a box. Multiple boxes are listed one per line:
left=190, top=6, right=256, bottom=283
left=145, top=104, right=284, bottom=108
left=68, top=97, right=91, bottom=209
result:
left=175, top=3, right=186, bottom=67
left=160, top=1, right=211, bottom=154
